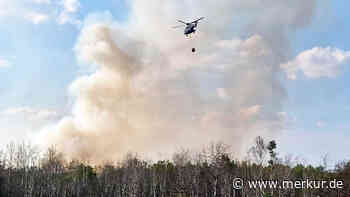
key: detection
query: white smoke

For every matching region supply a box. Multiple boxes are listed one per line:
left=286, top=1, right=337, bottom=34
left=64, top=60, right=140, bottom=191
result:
left=38, top=0, right=318, bottom=163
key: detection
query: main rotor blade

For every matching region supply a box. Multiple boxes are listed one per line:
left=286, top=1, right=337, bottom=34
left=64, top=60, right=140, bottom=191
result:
left=177, top=20, right=188, bottom=25
left=172, top=25, right=185, bottom=28
left=192, top=17, right=205, bottom=23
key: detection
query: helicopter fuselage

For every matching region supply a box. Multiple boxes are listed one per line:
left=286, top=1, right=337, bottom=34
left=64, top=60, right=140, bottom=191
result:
left=184, top=23, right=197, bottom=36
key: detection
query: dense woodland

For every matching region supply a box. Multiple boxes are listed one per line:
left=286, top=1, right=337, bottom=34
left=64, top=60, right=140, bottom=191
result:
left=0, top=137, right=348, bottom=197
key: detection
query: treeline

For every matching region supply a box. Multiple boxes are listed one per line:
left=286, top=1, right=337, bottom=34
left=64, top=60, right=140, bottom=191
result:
left=0, top=137, right=348, bottom=197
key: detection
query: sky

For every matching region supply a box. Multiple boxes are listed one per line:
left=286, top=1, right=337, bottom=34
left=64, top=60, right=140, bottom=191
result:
left=0, top=0, right=349, bottom=167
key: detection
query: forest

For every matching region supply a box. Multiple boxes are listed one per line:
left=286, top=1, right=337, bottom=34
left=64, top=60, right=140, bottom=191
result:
left=0, top=137, right=348, bottom=197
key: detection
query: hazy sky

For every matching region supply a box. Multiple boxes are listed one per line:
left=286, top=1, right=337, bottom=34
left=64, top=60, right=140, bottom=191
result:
left=0, top=0, right=349, bottom=167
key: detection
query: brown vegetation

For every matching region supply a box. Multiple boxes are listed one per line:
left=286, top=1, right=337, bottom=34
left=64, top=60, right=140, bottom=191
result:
left=0, top=138, right=348, bottom=197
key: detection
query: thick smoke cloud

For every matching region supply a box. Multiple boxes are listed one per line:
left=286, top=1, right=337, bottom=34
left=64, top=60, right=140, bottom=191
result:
left=39, top=0, right=317, bottom=163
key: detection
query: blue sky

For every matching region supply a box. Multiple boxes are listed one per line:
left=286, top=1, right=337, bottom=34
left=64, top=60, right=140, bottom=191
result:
left=0, top=0, right=349, bottom=166
left=277, top=0, right=350, bottom=166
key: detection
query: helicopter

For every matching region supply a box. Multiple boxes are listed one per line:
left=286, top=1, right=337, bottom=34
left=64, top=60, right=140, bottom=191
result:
left=173, top=17, right=205, bottom=37
left=173, top=17, right=205, bottom=53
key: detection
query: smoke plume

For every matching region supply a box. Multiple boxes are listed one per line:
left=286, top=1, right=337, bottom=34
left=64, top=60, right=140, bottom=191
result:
left=39, top=0, right=317, bottom=163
